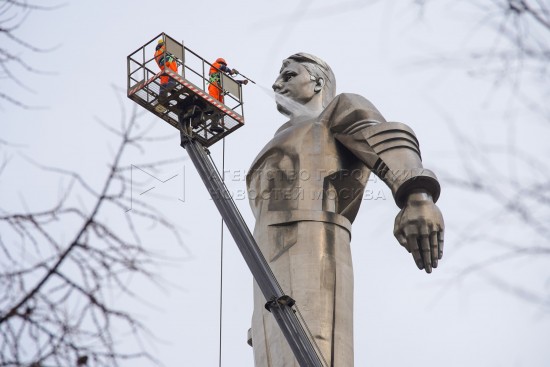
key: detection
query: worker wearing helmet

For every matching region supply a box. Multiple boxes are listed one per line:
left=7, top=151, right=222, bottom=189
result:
left=154, top=39, right=178, bottom=102
left=208, top=57, right=239, bottom=103
left=207, top=57, right=239, bottom=133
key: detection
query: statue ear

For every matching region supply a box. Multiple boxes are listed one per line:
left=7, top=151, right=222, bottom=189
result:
left=314, top=77, right=324, bottom=93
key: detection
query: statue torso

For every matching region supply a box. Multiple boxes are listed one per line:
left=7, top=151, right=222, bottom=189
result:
left=247, top=113, right=370, bottom=224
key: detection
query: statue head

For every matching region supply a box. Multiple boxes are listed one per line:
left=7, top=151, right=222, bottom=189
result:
left=272, top=52, right=336, bottom=117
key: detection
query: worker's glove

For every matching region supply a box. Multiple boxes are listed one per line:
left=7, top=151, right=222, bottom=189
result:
left=232, top=69, right=239, bottom=75
left=242, top=79, right=249, bottom=85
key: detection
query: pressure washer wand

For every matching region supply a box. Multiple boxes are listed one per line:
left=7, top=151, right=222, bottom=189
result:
left=236, top=72, right=256, bottom=84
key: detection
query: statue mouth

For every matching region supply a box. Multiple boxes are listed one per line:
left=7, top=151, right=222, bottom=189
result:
left=274, top=93, right=315, bottom=118
left=274, top=93, right=287, bottom=103
left=274, top=93, right=294, bottom=115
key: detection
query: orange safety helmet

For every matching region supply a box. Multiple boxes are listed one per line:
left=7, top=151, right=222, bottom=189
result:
left=215, top=57, right=227, bottom=65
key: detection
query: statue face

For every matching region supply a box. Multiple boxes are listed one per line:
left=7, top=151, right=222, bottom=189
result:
left=272, top=60, right=318, bottom=116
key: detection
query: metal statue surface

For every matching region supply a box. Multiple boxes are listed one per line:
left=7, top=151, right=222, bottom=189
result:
left=246, top=53, right=444, bottom=367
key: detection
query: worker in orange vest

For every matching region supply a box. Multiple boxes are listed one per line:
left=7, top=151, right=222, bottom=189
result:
left=208, top=57, right=249, bottom=133
left=154, top=39, right=178, bottom=102
left=209, top=58, right=234, bottom=133
left=208, top=57, right=240, bottom=103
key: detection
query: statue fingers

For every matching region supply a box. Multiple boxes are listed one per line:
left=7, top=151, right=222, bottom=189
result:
left=394, top=231, right=408, bottom=251
left=430, top=231, right=439, bottom=268
left=406, top=234, right=423, bottom=270
left=420, top=235, right=432, bottom=273
left=438, top=229, right=445, bottom=260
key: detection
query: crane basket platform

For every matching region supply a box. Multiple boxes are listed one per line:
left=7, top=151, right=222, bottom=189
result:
left=127, top=33, right=245, bottom=147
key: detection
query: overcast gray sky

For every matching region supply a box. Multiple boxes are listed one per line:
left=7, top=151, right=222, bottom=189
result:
left=2, top=0, right=549, bottom=366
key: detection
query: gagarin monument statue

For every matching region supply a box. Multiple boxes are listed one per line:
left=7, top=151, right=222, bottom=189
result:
left=246, top=53, right=444, bottom=366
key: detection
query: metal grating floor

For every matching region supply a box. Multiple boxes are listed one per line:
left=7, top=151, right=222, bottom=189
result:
left=128, top=72, right=244, bottom=147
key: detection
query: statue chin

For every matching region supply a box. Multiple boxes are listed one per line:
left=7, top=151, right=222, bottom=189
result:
left=275, top=102, right=292, bottom=117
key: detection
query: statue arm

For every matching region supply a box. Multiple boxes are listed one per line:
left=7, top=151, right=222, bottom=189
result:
left=327, top=93, right=444, bottom=273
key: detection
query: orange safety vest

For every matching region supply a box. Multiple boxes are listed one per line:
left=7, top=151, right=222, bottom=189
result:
left=154, top=45, right=177, bottom=84
left=209, top=61, right=229, bottom=102
left=209, top=61, right=223, bottom=78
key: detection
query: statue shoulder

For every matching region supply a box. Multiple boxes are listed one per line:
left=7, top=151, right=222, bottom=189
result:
left=332, top=93, right=378, bottom=109
left=322, top=93, right=387, bottom=133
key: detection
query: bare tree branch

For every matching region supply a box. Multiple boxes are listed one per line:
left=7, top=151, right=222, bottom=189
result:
left=400, top=0, right=550, bottom=309
left=0, top=0, right=59, bottom=108
left=0, top=102, right=187, bottom=366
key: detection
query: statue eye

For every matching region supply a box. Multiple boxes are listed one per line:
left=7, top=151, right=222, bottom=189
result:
left=282, top=73, right=295, bottom=82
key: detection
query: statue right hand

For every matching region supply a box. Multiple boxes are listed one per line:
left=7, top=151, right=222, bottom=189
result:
left=393, top=191, right=444, bottom=273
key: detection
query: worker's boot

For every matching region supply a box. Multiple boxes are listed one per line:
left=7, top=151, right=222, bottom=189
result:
left=209, top=125, right=224, bottom=133
left=209, top=122, right=224, bottom=133
left=158, top=91, right=168, bottom=104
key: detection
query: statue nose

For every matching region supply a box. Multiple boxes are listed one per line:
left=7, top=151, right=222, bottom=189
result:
left=272, top=79, right=282, bottom=92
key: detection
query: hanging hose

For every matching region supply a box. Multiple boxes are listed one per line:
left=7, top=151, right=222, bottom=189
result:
left=218, top=137, right=226, bottom=367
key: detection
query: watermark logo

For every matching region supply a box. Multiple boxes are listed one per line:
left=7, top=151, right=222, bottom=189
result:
left=125, top=164, right=185, bottom=212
